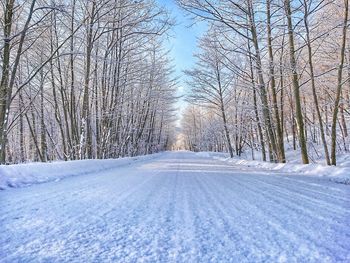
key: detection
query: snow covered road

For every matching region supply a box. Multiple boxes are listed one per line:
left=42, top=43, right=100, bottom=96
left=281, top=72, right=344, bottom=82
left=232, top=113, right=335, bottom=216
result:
left=1, top=151, right=349, bottom=262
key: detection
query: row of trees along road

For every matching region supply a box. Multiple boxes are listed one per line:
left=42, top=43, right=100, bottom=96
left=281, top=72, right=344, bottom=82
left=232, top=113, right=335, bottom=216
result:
left=179, top=0, right=349, bottom=165
left=0, top=0, right=178, bottom=164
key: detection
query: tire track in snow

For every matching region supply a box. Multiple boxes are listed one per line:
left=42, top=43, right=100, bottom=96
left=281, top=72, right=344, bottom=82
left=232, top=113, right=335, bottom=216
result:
left=230, top=172, right=350, bottom=222
left=205, top=172, right=350, bottom=261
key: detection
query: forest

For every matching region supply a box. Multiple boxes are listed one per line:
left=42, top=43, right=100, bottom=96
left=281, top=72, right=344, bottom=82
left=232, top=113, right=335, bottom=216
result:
left=179, top=0, right=349, bottom=165
left=1, top=0, right=349, bottom=166
left=0, top=0, right=177, bottom=164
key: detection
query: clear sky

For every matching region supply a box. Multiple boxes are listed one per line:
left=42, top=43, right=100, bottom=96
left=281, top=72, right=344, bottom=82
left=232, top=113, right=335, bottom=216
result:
left=157, top=0, right=206, bottom=79
left=156, top=0, right=207, bottom=125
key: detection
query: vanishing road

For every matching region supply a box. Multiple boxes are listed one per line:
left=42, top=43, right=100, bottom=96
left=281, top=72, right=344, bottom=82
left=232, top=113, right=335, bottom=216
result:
left=1, top=152, right=349, bottom=262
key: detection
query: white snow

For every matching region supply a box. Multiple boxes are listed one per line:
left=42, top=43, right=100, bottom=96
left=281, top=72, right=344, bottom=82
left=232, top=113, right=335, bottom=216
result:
left=0, top=153, right=161, bottom=190
left=203, top=145, right=350, bottom=185
left=215, top=156, right=350, bottom=185
left=0, top=151, right=349, bottom=262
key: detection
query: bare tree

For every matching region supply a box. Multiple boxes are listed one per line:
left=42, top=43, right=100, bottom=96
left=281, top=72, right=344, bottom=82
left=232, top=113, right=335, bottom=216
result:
left=330, top=0, right=349, bottom=165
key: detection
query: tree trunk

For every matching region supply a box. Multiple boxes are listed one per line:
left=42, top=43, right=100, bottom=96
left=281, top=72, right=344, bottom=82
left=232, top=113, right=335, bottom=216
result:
left=285, top=0, right=309, bottom=164
left=80, top=1, right=96, bottom=159
left=0, top=0, right=15, bottom=163
left=267, top=0, right=285, bottom=163
left=248, top=39, right=266, bottom=161
left=303, top=0, right=330, bottom=165
left=331, top=0, right=349, bottom=165
left=247, top=1, right=278, bottom=162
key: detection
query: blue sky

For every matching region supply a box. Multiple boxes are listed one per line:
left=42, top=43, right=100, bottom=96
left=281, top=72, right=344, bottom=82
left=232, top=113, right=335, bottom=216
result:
left=157, top=0, right=206, bottom=89
left=156, top=0, right=207, bottom=121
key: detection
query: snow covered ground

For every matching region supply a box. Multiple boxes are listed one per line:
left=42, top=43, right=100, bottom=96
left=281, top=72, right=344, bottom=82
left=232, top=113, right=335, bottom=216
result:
left=1, top=151, right=349, bottom=262
left=207, top=142, right=350, bottom=184
left=215, top=154, right=350, bottom=185
left=0, top=153, right=162, bottom=190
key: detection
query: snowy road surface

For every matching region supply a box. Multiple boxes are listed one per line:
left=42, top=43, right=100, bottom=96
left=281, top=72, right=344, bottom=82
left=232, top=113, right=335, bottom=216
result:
left=1, top=151, right=349, bottom=262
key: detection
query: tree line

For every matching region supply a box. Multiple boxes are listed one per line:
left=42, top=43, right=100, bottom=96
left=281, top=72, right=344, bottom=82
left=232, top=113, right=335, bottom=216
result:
left=0, top=0, right=178, bottom=164
left=179, top=0, right=349, bottom=165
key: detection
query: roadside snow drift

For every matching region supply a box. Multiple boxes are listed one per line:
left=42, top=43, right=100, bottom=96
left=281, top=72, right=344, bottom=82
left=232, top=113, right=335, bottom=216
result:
left=214, top=155, right=350, bottom=185
left=0, top=153, right=161, bottom=190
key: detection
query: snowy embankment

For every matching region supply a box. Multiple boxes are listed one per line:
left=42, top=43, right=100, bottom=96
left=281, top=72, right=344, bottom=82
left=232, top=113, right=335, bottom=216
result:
left=0, top=153, right=161, bottom=190
left=207, top=152, right=350, bottom=185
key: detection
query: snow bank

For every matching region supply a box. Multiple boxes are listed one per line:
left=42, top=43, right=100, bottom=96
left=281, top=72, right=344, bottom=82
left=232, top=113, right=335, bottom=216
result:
left=0, top=153, right=161, bottom=190
left=215, top=156, right=350, bottom=184
left=196, top=144, right=350, bottom=184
